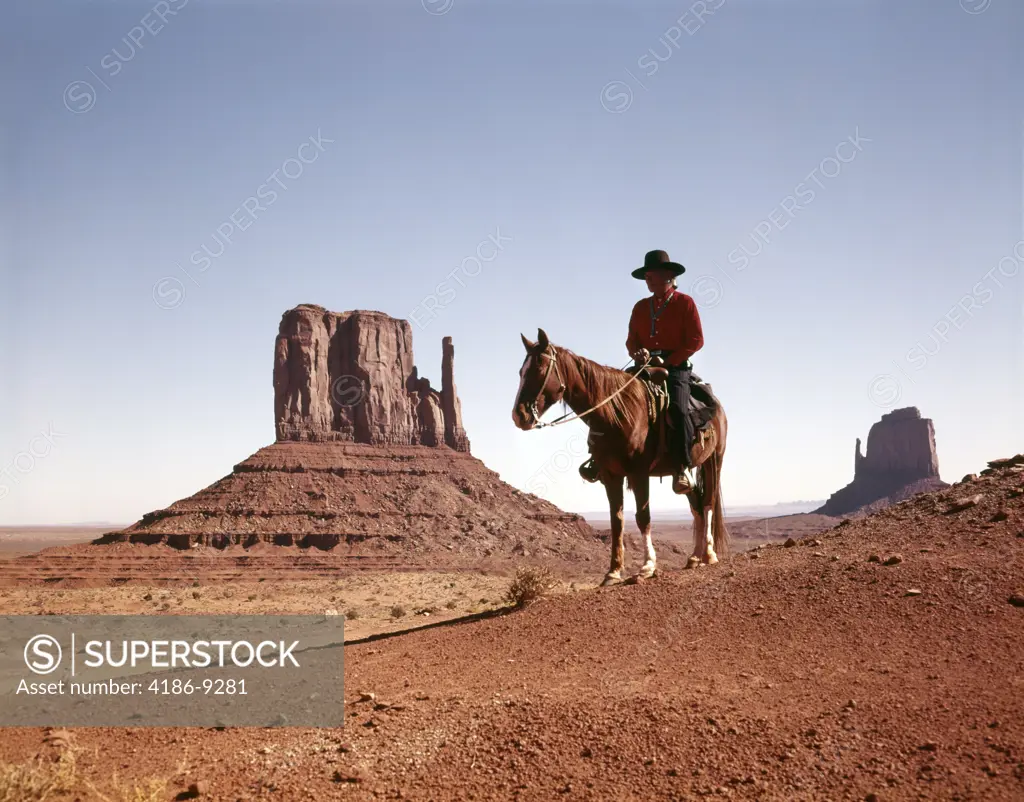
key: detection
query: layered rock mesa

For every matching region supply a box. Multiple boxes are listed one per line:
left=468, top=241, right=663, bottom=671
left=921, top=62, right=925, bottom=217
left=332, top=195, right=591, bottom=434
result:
left=815, top=407, right=949, bottom=516
left=100, top=305, right=599, bottom=559
left=274, top=304, right=470, bottom=451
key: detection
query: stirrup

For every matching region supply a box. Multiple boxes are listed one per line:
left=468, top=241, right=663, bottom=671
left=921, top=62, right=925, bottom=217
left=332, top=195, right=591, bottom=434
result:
left=579, top=458, right=600, bottom=483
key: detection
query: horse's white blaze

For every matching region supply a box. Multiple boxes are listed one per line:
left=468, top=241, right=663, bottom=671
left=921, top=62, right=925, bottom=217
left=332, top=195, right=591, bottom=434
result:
left=514, top=355, right=533, bottom=420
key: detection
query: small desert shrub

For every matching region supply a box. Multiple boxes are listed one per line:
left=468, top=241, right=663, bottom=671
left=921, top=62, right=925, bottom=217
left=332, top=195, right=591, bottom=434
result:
left=390, top=605, right=406, bottom=619
left=504, top=566, right=557, bottom=608
left=0, top=745, right=77, bottom=800
left=445, top=599, right=458, bottom=610
left=247, top=594, right=257, bottom=602
left=345, top=608, right=360, bottom=620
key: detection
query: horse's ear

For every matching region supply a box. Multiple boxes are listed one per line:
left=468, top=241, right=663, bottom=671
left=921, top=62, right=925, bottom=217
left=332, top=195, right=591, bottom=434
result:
left=521, top=333, right=535, bottom=351
left=537, top=328, right=550, bottom=349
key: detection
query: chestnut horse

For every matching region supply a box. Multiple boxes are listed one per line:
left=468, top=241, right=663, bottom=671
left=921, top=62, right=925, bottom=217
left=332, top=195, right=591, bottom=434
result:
left=512, top=329, right=728, bottom=585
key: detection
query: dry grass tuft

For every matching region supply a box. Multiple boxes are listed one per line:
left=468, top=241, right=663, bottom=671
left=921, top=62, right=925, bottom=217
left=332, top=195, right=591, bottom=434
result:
left=0, top=745, right=77, bottom=801
left=504, top=566, right=558, bottom=608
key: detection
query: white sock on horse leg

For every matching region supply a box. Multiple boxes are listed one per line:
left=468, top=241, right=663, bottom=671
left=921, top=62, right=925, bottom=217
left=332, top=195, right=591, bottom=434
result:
left=704, top=506, right=717, bottom=563
left=640, top=528, right=656, bottom=576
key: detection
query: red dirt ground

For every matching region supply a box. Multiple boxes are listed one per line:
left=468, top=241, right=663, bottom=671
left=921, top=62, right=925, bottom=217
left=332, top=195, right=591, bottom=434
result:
left=1, top=457, right=1022, bottom=800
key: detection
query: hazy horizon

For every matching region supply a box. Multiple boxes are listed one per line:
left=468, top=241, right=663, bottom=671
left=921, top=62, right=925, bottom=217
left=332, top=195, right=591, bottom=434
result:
left=2, top=0, right=1022, bottom=525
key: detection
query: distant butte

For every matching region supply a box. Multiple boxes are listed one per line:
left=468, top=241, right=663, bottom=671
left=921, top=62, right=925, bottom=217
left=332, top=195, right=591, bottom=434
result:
left=814, top=406, right=949, bottom=516
left=274, top=304, right=470, bottom=451
left=94, top=305, right=600, bottom=562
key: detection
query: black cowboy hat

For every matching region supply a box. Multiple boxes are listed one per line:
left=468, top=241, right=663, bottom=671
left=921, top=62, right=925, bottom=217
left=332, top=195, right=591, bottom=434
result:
left=631, top=249, right=686, bottom=280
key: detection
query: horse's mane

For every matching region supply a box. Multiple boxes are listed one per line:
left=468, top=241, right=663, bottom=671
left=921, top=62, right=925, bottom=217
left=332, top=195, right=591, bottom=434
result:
left=554, top=345, right=647, bottom=432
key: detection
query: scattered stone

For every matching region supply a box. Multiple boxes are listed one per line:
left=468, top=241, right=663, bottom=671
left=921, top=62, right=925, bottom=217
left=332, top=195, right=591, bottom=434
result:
left=357, top=692, right=375, bottom=703
left=943, top=494, right=984, bottom=514
left=865, top=794, right=879, bottom=802
left=831, top=555, right=840, bottom=562
left=333, top=768, right=365, bottom=783
left=813, top=552, right=826, bottom=558
left=1008, top=594, right=1024, bottom=608
left=42, top=729, right=73, bottom=750
left=905, top=589, right=922, bottom=597
left=810, top=539, right=823, bottom=546
left=184, top=781, right=209, bottom=798
left=868, top=554, right=881, bottom=563
left=884, top=554, right=903, bottom=566
left=843, top=699, right=857, bottom=710
left=989, top=510, right=1008, bottom=522
left=961, top=473, right=978, bottom=483
left=987, top=454, right=1024, bottom=469
left=337, top=743, right=353, bottom=753
left=918, top=741, right=939, bottom=751
left=784, top=538, right=797, bottom=548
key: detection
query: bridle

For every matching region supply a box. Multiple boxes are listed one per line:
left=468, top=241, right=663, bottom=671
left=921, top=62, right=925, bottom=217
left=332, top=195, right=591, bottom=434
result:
left=523, top=346, right=566, bottom=425
left=524, top=345, right=651, bottom=429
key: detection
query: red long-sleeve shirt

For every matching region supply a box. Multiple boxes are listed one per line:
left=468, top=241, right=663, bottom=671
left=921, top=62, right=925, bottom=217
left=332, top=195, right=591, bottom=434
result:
left=625, top=290, right=704, bottom=367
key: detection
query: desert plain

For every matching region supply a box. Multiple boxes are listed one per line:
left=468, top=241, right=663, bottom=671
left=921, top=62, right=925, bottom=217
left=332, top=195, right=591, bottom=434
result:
left=0, top=463, right=1022, bottom=801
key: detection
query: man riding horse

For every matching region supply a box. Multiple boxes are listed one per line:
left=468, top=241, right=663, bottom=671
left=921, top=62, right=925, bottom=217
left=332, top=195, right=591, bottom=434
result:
left=626, top=250, right=704, bottom=494
left=512, top=250, right=728, bottom=579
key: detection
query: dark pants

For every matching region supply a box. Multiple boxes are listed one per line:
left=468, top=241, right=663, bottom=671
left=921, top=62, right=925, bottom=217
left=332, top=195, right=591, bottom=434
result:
left=665, top=365, right=694, bottom=469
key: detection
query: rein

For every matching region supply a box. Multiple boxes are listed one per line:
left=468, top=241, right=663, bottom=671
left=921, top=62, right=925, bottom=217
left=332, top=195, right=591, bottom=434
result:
left=528, top=347, right=652, bottom=429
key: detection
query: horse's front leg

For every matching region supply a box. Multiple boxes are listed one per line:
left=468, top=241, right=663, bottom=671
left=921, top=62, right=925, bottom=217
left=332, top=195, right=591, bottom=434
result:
left=632, top=473, right=656, bottom=578
left=601, top=475, right=625, bottom=586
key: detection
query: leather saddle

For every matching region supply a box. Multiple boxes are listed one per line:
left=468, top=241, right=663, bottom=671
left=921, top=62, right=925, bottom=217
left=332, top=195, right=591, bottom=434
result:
left=578, top=358, right=720, bottom=484
left=624, top=356, right=669, bottom=384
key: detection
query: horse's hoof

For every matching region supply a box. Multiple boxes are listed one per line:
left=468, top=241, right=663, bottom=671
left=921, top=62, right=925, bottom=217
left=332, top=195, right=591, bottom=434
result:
left=706, top=554, right=719, bottom=566
left=601, top=572, right=623, bottom=587
left=638, top=563, right=656, bottom=580
left=685, top=555, right=701, bottom=570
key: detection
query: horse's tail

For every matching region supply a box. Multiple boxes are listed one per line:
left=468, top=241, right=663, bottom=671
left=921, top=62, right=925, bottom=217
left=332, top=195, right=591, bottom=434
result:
left=712, top=411, right=729, bottom=557
left=711, top=441, right=729, bottom=557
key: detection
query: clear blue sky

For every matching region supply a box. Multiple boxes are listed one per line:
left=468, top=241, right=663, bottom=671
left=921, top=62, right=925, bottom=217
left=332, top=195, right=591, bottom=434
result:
left=2, top=0, right=1022, bottom=525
